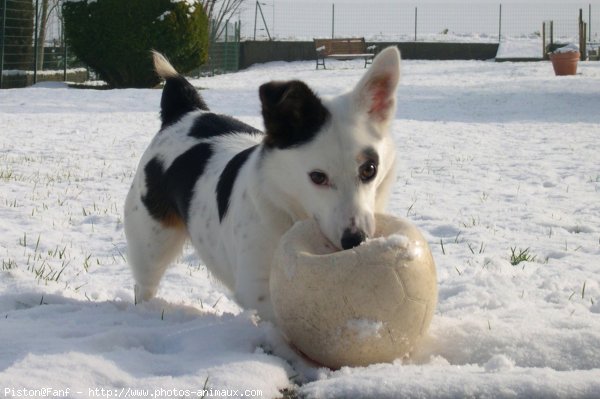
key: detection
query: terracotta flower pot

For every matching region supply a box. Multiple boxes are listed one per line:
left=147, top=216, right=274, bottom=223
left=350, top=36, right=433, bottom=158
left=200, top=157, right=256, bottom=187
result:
left=549, top=51, right=580, bottom=76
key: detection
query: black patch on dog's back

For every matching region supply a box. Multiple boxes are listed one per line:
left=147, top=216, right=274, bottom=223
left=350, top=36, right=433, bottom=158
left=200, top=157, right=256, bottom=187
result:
left=189, top=113, right=261, bottom=140
left=142, top=143, right=213, bottom=225
left=160, top=76, right=209, bottom=129
left=259, top=80, right=330, bottom=149
left=216, top=145, right=258, bottom=222
left=141, top=158, right=177, bottom=226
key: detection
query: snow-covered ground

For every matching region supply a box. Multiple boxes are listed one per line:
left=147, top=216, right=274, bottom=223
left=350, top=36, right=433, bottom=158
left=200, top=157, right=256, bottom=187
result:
left=496, top=39, right=545, bottom=59
left=1, top=58, right=600, bottom=398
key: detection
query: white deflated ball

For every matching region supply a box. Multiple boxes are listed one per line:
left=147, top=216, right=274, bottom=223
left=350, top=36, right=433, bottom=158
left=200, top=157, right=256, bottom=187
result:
left=270, top=213, right=437, bottom=369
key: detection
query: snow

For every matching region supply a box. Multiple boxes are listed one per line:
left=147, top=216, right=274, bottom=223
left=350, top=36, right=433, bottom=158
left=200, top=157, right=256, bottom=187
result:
left=157, top=11, right=172, bottom=22
left=362, top=233, right=419, bottom=261
left=365, top=233, right=410, bottom=250
left=345, top=319, right=384, bottom=339
left=1, top=68, right=87, bottom=77
left=496, top=39, right=544, bottom=59
left=553, top=43, right=580, bottom=54
left=1, top=57, right=600, bottom=398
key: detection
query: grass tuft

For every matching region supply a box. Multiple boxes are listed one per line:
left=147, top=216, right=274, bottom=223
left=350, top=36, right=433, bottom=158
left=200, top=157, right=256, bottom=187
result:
left=2, top=259, right=17, bottom=270
left=279, top=388, right=300, bottom=399
left=200, top=376, right=210, bottom=399
left=468, top=241, right=486, bottom=254
left=510, top=247, right=536, bottom=266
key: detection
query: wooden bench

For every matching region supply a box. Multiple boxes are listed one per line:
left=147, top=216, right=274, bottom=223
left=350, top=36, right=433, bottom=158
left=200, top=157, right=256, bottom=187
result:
left=313, top=38, right=377, bottom=69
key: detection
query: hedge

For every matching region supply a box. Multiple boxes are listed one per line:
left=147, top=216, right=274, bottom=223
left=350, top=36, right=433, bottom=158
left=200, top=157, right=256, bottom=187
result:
left=63, top=0, right=209, bottom=88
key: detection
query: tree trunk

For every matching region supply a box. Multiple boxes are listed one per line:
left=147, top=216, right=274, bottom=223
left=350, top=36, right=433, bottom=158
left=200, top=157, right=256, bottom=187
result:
left=37, top=0, right=50, bottom=69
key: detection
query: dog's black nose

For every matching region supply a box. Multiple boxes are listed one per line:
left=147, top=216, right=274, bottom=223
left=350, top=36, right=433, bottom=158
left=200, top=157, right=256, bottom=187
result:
left=341, top=228, right=366, bottom=250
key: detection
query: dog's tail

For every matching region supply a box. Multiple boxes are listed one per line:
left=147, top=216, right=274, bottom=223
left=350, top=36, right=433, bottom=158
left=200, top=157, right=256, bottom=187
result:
left=152, top=51, right=208, bottom=128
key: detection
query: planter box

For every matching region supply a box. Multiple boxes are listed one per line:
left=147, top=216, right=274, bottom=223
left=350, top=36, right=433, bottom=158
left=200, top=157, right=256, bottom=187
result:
left=549, top=51, right=580, bottom=76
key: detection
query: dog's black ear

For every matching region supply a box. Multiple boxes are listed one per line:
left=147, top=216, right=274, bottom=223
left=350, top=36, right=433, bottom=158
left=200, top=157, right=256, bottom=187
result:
left=259, top=80, right=330, bottom=149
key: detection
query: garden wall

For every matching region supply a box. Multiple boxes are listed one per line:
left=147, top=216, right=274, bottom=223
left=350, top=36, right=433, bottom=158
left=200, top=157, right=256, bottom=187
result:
left=239, top=41, right=500, bottom=69
left=1, top=69, right=88, bottom=89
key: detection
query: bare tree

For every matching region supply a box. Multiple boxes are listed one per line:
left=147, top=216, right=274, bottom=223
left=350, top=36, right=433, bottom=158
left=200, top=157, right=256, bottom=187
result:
left=36, top=0, right=61, bottom=69
left=200, top=0, right=245, bottom=40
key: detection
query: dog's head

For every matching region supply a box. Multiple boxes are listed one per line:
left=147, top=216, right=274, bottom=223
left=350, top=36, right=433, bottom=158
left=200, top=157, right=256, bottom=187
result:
left=259, top=47, right=401, bottom=250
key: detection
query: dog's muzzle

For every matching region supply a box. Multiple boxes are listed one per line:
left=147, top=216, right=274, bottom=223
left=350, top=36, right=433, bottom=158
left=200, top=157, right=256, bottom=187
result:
left=341, top=228, right=367, bottom=250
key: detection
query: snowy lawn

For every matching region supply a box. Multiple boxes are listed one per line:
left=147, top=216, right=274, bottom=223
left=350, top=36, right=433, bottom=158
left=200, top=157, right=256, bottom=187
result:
left=1, top=58, right=600, bottom=398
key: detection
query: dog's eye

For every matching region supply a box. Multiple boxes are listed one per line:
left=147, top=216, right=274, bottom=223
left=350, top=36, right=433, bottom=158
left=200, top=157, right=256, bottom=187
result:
left=359, top=162, right=377, bottom=182
left=309, top=171, right=329, bottom=186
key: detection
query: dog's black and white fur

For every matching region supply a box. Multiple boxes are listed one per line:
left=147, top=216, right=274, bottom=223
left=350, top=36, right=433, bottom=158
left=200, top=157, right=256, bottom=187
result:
left=124, top=47, right=401, bottom=320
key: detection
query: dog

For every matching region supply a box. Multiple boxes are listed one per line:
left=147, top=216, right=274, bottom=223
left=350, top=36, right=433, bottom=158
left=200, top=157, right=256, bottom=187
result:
left=124, top=46, right=401, bottom=321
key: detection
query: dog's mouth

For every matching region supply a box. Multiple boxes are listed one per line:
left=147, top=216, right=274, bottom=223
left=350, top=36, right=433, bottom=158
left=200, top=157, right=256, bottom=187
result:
left=312, top=216, right=342, bottom=252
left=322, top=234, right=342, bottom=252
left=312, top=217, right=372, bottom=252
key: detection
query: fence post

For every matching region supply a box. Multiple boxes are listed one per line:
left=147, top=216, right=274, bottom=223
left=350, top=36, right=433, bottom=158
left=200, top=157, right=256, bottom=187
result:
left=63, top=19, right=67, bottom=81
left=331, top=3, right=335, bottom=39
left=498, top=4, right=502, bottom=42
left=33, top=0, right=39, bottom=83
left=235, top=20, right=240, bottom=71
left=253, top=1, right=258, bottom=40
left=0, top=0, right=7, bottom=89
left=61, top=13, right=66, bottom=81
left=579, top=8, right=586, bottom=61
left=224, top=21, right=229, bottom=70
left=542, top=21, right=547, bottom=59
left=271, top=1, right=274, bottom=38
left=414, top=7, right=417, bottom=41
left=257, top=2, right=271, bottom=40
left=211, top=19, right=216, bottom=75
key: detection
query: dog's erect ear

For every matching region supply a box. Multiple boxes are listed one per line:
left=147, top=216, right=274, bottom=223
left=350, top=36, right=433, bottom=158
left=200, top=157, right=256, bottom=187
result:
left=259, top=80, right=330, bottom=149
left=353, top=46, right=401, bottom=128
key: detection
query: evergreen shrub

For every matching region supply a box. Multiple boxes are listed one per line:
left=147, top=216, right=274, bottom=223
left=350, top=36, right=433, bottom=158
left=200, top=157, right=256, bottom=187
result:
left=63, top=0, right=208, bottom=88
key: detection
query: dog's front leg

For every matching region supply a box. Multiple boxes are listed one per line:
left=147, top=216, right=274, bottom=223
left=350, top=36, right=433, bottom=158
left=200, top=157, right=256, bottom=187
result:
left=233, top=244, right=277, bottom=322
left=228, top=184, right=295, bottom=322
